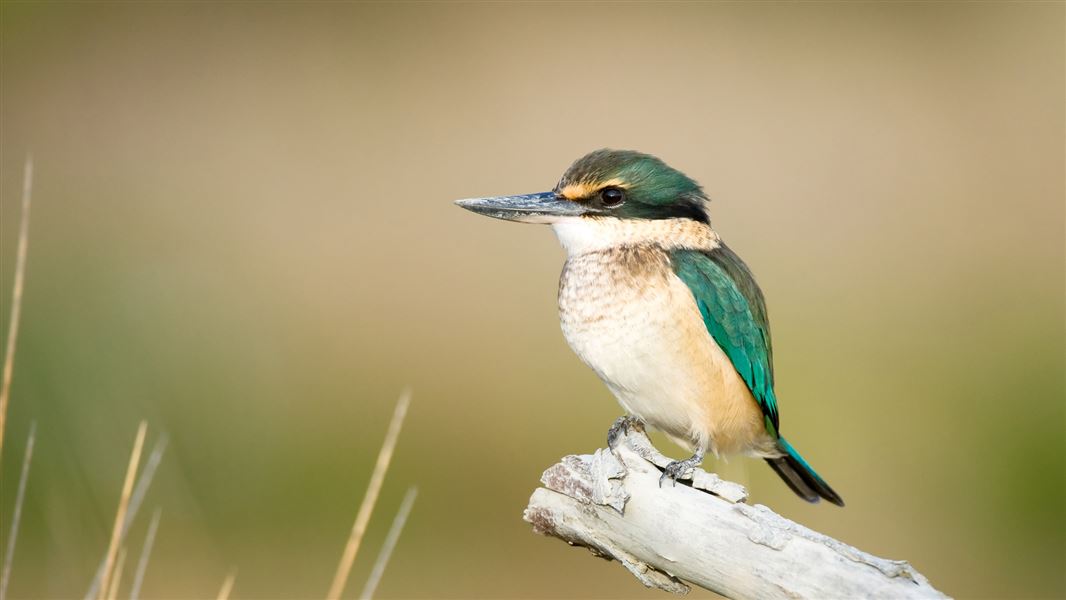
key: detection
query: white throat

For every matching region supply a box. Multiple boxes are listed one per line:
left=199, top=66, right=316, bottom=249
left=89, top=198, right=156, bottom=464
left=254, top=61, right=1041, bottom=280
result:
left=551, top=217, right=722, bottom=257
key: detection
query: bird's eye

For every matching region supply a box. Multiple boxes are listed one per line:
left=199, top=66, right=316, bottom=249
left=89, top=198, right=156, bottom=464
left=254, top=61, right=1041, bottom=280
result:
left=600, top=187, right=625, bottom=208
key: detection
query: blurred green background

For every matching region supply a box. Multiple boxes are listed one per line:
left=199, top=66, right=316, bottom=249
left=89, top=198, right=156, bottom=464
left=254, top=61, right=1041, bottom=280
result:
left=1, top=2, right=1063, bottom=599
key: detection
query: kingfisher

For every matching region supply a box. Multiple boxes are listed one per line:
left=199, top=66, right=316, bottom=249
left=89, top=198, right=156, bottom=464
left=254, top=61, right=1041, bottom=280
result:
left=456, top=149, right=843, bottom=506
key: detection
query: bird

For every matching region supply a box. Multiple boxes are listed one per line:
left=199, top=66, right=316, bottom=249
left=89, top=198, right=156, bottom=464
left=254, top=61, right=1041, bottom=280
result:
left=455, top=149, right=843, bottom=506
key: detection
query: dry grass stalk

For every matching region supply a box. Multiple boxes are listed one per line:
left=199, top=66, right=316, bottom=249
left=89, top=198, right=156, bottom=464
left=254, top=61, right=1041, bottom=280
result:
left=216, top=569, right=237, bottom=600
left=0, top=155, right=35, bottom=465
left=97, top=421, right=147, bottom=600
left=128, top=507, right=161, bottom=600
left=85, top=436, right=167, bottom=600
left=122, top=435, right=167, bottom=537
left=0, top=422, right=35, bottom=600
left=325, top=389, right=411, bottom=600
left=105, top=548, right=126, bottom=600
left=358, top=486, right=418, bottom=600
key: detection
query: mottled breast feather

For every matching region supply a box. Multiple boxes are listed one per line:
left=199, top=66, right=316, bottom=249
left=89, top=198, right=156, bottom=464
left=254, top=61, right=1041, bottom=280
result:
left=554, top=217, right=780, bottom=454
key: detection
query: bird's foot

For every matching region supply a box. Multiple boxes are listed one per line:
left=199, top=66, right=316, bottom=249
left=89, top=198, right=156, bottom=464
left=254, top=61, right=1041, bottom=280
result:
left=659, top=451, right=705, bottom=488
left=607, top=415, right=644, bottom=450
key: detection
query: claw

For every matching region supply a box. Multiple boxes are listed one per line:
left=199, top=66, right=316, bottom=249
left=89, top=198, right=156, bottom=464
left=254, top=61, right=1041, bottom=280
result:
left=658, top=469, right=675, bottom=488
left=657, top=451, right=705, bottom=489
left=606, top=415, right=642, bottom=450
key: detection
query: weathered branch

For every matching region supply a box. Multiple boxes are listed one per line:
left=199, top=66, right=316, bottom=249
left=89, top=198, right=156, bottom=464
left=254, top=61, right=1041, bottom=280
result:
left=523, top=426, right=946, bottom=599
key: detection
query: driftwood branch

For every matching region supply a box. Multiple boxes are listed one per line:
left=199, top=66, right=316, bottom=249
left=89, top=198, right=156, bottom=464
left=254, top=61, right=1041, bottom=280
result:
left=523, top=426, right=946, bottom=599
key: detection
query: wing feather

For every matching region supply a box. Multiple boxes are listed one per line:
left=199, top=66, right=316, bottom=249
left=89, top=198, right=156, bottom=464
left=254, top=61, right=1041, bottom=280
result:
left=671, top=245, right=780, bottom=435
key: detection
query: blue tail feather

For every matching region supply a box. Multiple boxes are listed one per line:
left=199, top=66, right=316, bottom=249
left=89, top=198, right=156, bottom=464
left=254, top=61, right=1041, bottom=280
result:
left=765, top=437, right=844, bottom=507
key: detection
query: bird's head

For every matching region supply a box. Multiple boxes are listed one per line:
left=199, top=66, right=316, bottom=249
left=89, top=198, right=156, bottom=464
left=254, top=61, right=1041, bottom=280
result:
left=455, top=149, right=710, bottom=226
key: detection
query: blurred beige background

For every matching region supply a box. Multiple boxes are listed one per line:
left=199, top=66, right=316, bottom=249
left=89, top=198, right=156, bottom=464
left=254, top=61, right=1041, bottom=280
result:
left=1, top=2, right=1063, bottom=599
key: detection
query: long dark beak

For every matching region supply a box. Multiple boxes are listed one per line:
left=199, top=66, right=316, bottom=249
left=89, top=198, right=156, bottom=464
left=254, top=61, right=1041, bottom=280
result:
left=454, top=192, right=589, bottom=223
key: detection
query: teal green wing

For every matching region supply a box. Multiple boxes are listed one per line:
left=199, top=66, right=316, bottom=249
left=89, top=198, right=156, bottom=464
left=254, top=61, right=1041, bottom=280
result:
left=671, top=245, right=779, bottom=436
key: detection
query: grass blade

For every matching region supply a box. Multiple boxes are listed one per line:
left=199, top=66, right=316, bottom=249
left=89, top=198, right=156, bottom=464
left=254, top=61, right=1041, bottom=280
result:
left=326, top=389, right=411, bottom=600
left=359, top=486, right=418, bottom=600
left=85, top=435, right=167, bottom=600
left=128, top=507, right=161, bottom=600
left=0, top=155, right=34, bottom=464
left=216, top=569, right=236, bottom=600
left=0, top=422, right=35, bottom=600
left=97, top=422, right=147, bottom=600
left=105, top=548, right=126, bottom=600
